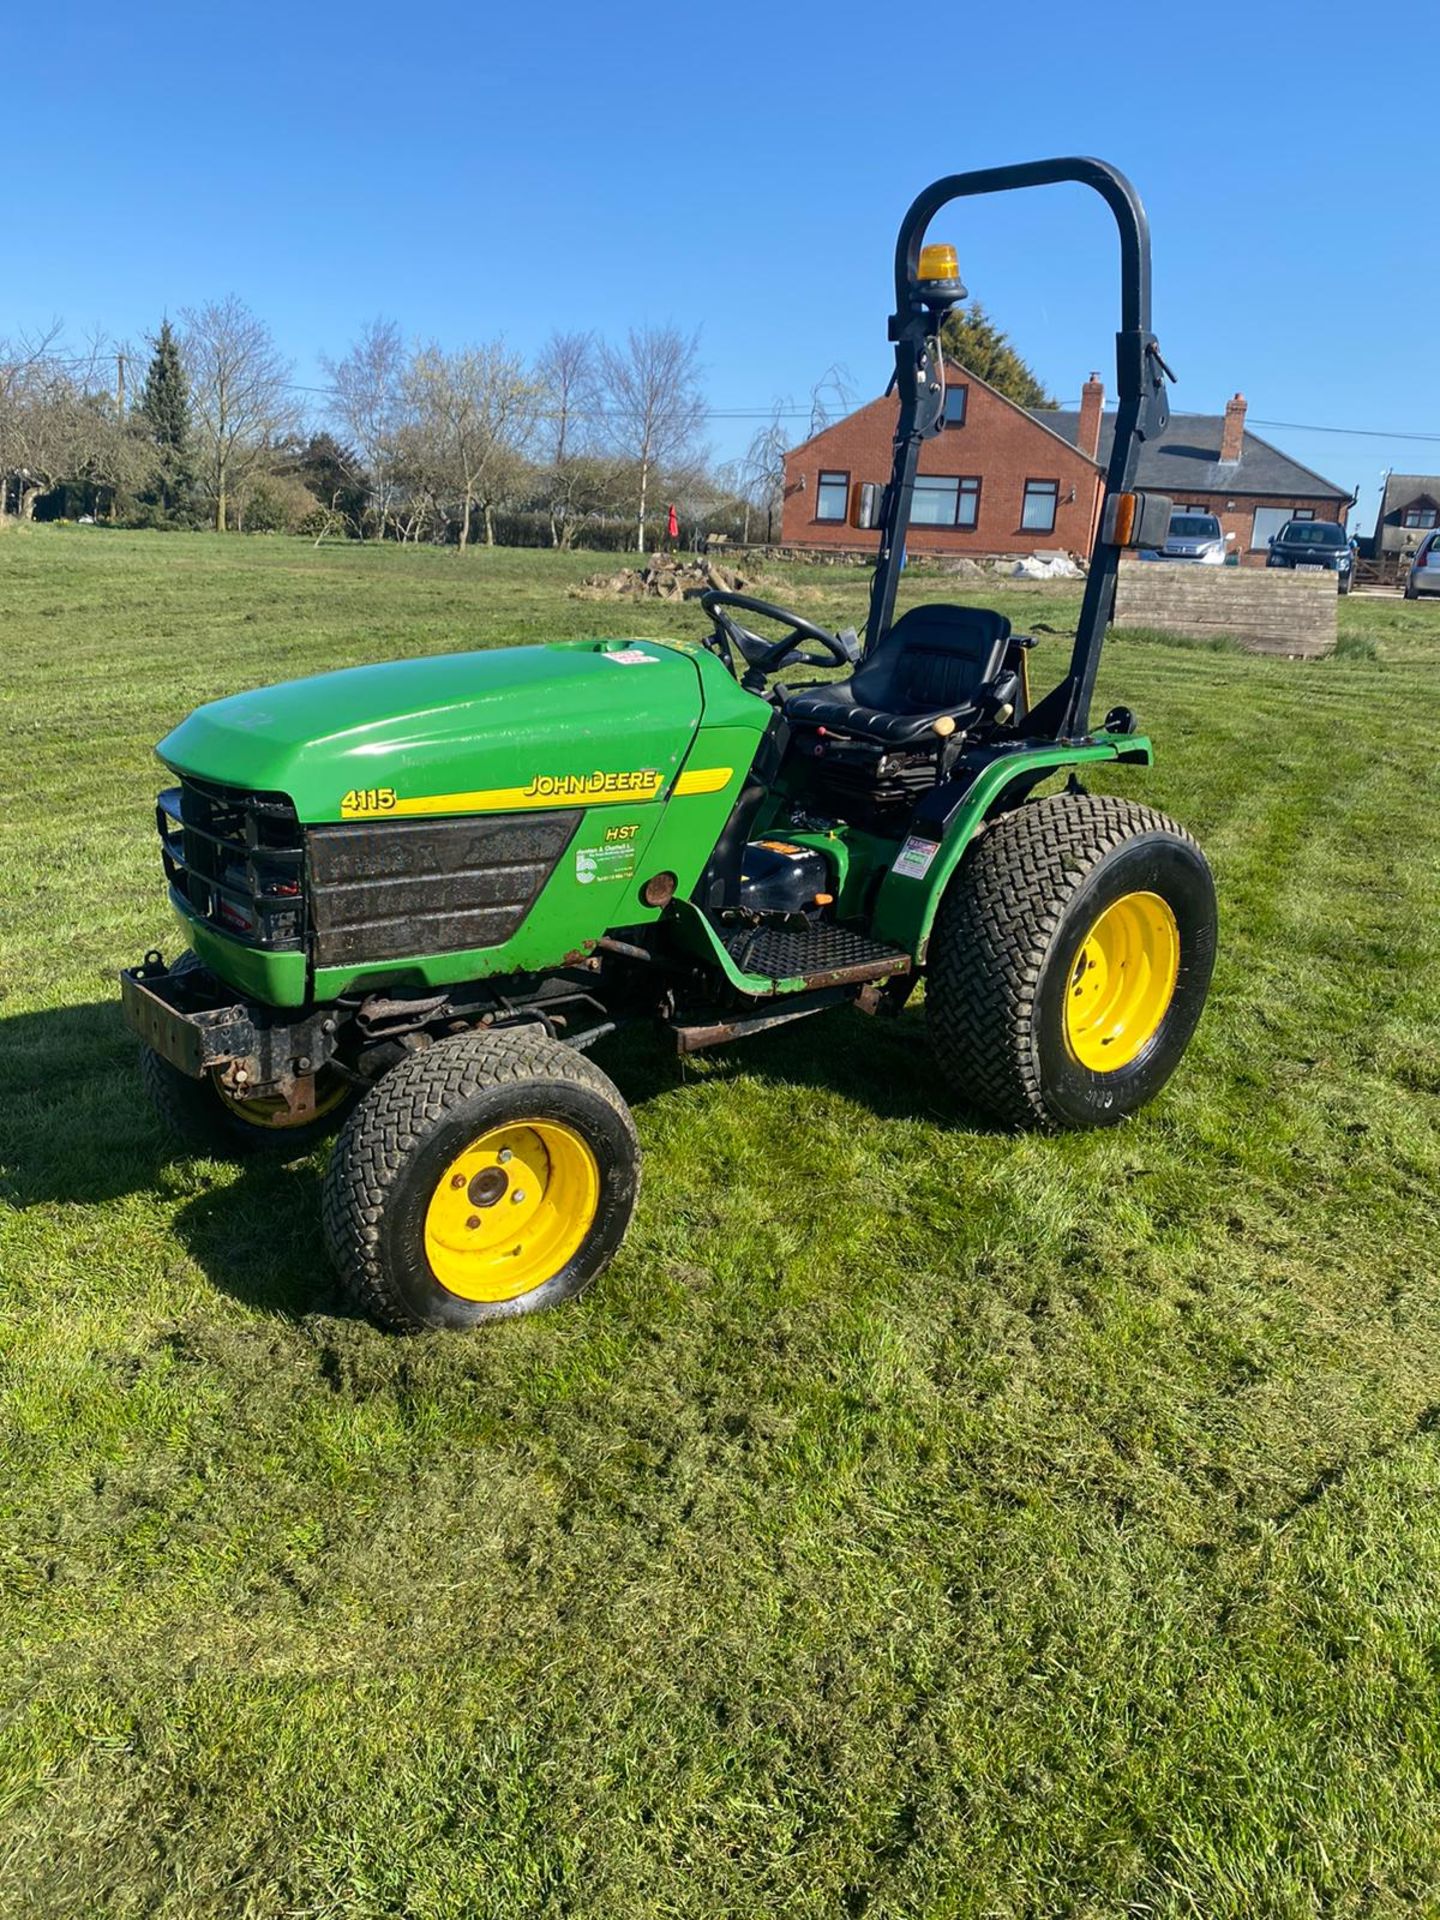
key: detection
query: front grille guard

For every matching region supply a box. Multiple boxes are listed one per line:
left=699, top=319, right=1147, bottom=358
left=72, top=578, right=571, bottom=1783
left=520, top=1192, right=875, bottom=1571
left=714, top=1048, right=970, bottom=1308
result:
left=157, top=781, right=307, bottom=950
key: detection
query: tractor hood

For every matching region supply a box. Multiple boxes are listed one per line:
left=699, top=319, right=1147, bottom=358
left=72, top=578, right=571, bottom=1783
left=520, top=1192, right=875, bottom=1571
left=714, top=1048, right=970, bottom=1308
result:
left=158, top=639, right=706, bottom=823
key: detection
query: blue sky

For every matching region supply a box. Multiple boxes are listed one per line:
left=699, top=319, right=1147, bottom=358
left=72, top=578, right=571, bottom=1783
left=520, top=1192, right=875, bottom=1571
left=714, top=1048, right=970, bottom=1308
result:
left=6, top=0, right=1431, bottom=531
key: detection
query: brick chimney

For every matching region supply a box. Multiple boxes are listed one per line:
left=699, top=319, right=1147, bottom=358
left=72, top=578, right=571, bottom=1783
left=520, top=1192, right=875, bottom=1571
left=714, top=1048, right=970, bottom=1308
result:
left=1221, top=392, right=1247, bottom=464
left=1078, top=372, right=1104, bottom=460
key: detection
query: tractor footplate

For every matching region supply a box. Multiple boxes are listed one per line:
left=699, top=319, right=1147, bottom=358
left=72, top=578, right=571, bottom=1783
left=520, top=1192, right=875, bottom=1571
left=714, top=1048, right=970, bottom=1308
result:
left=719, top=922, right=910, bottom=990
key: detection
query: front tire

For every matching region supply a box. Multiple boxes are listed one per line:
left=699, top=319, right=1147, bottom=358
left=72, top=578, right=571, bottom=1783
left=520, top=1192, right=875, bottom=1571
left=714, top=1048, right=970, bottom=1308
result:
left=139, top=1045, right=352, bottom=1158
left=322, top=1028, right=640, bottom=1332
left=926, top=793, right=1217, bottom=1129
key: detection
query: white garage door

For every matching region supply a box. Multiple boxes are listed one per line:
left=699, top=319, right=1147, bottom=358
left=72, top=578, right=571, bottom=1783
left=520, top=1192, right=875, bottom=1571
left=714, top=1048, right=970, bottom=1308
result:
left=1251, top=506, right=1291, bottom=551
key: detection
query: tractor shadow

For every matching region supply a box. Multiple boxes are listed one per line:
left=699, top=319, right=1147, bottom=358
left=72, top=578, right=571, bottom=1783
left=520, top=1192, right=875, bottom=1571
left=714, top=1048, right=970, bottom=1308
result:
left=589, top=1000, right=984, bottom=1131
left=0, top=996, right=994, bottom=1322
left=0, top=997, right=342, bottom=1322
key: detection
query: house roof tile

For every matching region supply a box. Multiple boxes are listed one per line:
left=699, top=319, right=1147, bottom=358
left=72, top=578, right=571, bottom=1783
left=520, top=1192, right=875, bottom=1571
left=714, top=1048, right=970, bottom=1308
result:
left=1378, top=472, right=1440, bottom=515
left=1028, top=408, right=1349, bottom=501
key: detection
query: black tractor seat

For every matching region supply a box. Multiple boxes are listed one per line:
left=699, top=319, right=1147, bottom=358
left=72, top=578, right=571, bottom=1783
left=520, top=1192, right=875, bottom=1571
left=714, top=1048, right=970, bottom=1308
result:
left=782, top=604, right=1014, bottom=747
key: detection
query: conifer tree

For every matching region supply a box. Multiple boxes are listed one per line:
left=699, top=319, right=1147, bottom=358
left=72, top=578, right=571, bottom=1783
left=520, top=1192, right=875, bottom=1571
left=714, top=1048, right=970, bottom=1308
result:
left=940, top=302, right=1053, bottom=409
left=137, top=320, right=193, bottom=509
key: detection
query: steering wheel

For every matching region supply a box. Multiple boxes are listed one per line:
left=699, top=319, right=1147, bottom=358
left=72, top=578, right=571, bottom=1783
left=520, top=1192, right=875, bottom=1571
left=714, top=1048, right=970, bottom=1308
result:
left=699, top=590, right=858, bottom=678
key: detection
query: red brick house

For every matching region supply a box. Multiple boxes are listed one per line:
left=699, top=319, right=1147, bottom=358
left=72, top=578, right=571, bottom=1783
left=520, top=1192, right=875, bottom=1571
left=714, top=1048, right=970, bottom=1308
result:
left=781, top=364, right=1350, bottom=564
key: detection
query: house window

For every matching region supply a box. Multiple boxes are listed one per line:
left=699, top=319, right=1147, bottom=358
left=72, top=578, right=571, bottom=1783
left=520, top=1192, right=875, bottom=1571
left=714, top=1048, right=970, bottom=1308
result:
left=815, top=470, right=849, bottom=523
left=1403, top=503, right=1438, bottom=529
left=1292, top=508, right=1315, bottom=520
left=1021, top=479, right=1059, bottom=533
left=942, top=385, right=968, bottom=427
left=1251, top=505, right=1291, bottom=550
left=912, top=475, right=981, bottom=528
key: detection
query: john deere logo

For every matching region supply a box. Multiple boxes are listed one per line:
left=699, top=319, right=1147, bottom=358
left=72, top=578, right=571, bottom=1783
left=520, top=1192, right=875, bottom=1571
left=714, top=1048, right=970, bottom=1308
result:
left=523, top=770, right=660, bottom=800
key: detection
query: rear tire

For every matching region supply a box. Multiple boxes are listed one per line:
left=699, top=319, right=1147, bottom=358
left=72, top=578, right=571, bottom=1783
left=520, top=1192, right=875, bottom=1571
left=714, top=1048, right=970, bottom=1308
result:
left=322, top=1028, right=640, bottom=1332
left=926, top=793, right=1217, bottom=1129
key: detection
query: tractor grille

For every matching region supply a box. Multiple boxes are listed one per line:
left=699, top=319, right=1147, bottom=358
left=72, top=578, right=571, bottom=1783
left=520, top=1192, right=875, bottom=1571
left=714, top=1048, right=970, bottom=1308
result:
left=158, top=778, right=306, bottom=950
left=158, top=781, right=581, bottom=966
left=305, top=813, right=581, bottom=966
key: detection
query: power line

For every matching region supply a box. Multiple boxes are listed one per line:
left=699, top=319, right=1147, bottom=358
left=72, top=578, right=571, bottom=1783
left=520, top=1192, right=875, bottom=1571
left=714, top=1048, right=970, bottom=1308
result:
left=1248, top=417, right=1440, bottom=445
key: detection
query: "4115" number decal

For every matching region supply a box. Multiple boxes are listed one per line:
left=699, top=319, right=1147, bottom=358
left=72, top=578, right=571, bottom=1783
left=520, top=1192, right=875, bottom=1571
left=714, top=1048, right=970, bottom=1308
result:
left=340, top=787, right=398, bottom=818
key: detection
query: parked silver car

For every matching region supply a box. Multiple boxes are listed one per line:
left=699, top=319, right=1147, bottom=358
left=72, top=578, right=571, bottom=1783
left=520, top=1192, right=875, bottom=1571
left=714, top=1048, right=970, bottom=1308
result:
left=1148, top=510, right=1231, bottom=564
left=1404, top=529, right=1440, bottom=599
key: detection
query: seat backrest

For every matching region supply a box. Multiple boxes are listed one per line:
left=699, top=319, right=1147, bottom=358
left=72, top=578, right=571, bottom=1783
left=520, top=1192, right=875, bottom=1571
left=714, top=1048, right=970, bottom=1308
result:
left=851, top=605, right=1011, bottom=714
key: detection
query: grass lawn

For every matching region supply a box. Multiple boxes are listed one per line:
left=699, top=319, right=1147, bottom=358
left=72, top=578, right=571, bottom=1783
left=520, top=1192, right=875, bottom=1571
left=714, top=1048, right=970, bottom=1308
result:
left=3, top=526, right=1440, bottom=1918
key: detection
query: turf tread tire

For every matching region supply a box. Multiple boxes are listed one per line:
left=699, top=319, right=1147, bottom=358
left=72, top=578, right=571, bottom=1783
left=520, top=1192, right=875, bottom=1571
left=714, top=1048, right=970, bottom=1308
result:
left=322, top=1028, right=638, bottom=1333
left=138, top=1043, right=349, bottom=1159
left=926, top=792, right=1211, bottom=1130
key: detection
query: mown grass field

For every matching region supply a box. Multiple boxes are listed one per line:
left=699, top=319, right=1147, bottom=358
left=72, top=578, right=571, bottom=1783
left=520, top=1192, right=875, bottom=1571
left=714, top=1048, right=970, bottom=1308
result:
left=3, top=526, right=1440, bottom=1919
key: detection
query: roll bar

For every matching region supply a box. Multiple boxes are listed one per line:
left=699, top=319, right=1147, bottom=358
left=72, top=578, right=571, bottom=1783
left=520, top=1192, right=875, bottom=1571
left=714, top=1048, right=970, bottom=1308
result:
left=864, top=156, right=1172, bottom=740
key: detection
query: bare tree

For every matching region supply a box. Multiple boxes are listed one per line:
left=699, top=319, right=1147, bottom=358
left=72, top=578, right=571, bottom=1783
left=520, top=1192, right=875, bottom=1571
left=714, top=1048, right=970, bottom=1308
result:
left=807, top=362, right=856, bottom=438
left=535, top=329, right=598, bottom=468
left=404, top=342, right=539, bottom=548
left=323, top=318, right=405, bottom=539
left=532, top=330, right=600, bottom=547
left=596, top=325, right=705, bottom=554
left=721, top=369, right=849, bottom=545
left=1, top=324, right=66, bottom=519
left=529, top=453, right=632, bottom=552
left=741, top=406, right=791, bottom=544
left=181, top=296, right=298, bottom=532
left=0, top=326, right=140, bottom=520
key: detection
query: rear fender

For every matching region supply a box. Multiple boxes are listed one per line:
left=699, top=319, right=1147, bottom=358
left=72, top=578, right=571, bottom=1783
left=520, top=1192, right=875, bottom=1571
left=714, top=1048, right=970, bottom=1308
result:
left=871, top=734, right=1153, bottom=964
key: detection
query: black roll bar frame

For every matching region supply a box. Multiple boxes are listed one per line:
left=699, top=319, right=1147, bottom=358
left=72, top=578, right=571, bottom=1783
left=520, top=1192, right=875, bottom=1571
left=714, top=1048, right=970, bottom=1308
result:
left=864, top=156, right=1172, bottom=739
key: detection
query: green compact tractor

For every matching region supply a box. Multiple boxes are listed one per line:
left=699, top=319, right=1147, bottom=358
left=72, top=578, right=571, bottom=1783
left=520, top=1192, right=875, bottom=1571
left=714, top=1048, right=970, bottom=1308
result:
left=122, top=157, right=1217, bottom=1331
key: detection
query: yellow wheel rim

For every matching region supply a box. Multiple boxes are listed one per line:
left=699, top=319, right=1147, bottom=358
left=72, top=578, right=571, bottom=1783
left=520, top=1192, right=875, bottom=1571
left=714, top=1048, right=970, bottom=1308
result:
left=423, top=1120, right=600, bottom=1304
left=212, top=1071, right=350, bottom=1130
left=1063, top=890, right=1180, bottom=1072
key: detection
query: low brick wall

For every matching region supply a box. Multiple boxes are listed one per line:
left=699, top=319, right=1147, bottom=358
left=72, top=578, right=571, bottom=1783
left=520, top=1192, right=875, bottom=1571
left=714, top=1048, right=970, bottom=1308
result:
left=1112, top=559, right=1336, bottom=657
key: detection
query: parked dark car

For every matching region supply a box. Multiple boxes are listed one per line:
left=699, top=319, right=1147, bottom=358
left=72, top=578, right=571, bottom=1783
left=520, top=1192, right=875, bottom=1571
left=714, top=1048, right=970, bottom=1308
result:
left=1403, top=529, right=1440, bottom=600
left=1265, top=519, right=1355, bottom=594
